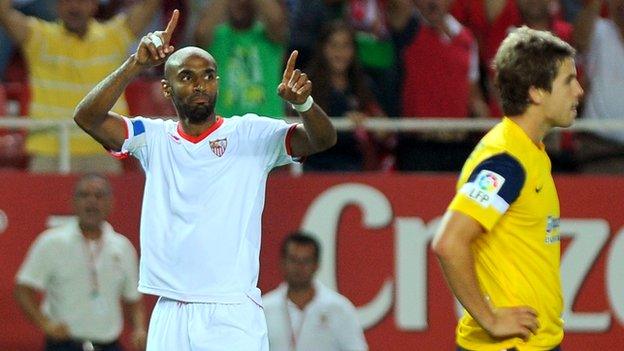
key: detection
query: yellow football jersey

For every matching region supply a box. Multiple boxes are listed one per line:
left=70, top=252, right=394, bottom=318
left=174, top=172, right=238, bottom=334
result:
left=449, top=117, right=563, bottom=351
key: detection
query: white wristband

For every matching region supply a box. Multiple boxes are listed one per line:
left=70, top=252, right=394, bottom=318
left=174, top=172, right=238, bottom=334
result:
left=292, top=96, right=314, bottom=113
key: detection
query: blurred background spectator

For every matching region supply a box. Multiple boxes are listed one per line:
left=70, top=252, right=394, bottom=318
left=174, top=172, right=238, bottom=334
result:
left=194, top=0, right=287, bottom=119
left=301, top=20, right=395, bottom=171
left=0, top=0, right=56, bottom=82
left=2, top=0, right=623, bottom=174
left=286, top=0, right=345, bottom=69
left=0, top=0, right=161, bottom=173
left=560, top=0, right=584, bottom=22
left=14, top=173, right=145, bottom=351
left=263, top=231, right=368, bottom=351
left=389, top=0, right=488, bottom=172
left=450, top=0, right=573, bottom=117
left=346, top=0, right=401, bottom=116
left=573, top=0, right=624, bottom=172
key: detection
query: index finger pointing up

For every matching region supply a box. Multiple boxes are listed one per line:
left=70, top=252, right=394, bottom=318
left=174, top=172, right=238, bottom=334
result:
left=164, top=9, right=180, bottom=40
left=283, top=50, right=298, bottom=80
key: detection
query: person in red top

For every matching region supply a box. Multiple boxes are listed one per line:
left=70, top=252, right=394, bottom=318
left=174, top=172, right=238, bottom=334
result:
left=458, top=0, right=577, bottom=172
left=388, top=0, right=489, bottom=171
left=451, top=0, right=574, bottom=117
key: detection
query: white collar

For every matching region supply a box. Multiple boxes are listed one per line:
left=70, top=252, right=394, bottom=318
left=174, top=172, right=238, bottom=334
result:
left=68, top=217, right=115, bottom=242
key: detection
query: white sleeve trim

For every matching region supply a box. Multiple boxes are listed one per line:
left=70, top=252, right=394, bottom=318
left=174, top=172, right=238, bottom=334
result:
left=459, top=182, right=510, bottom=213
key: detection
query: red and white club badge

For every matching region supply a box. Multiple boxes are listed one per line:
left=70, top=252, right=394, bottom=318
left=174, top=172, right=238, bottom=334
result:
left=209, top=138, right=228, bottom=157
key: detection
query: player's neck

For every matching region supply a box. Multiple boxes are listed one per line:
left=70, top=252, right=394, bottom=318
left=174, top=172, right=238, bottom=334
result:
left=509, top=113, right=549, bottom=147
left=180, top=115, right=218, bottom=137
left=287, top=284, right=315, bottom=310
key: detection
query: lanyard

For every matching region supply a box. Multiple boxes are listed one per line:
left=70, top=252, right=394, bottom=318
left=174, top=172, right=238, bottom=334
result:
left=285, top=298, right=307, bottom=351
left=82, top=238, right=103, bottom=298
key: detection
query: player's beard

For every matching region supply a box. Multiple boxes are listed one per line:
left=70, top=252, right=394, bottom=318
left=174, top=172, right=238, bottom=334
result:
left=183, top=103, right=215, bottom=123
left=173, top=92, right=217, bottom=124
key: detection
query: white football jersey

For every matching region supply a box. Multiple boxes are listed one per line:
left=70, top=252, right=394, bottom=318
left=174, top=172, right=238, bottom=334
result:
left=119, top=114, right=298, bottom=304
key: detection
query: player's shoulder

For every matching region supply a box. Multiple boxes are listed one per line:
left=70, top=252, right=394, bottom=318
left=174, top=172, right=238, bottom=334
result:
left=465, top=135, right=525, bottom=174
left=477, top=124, right=529, bottom=167
left=227, top=114, right=288, bottom=132
left=129, top=116, right=169, bottom=126
left=473, top=152, right=524, bottom=172
left=229, top=113, right=276, bottom=123
left=127, top=116, right=172, bottom=135
left=466, top=152, right=526, bottom=193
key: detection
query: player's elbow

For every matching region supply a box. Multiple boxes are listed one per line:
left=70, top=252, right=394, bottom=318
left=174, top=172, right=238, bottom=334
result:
left=316, top=129, right=337, bottom=152
left=431, top=235, right=446, bottom=259
left=73, top=104, right=96, bottom=133
left=431, top=231, right=457, bottom=261
left=73, top=106, right=87, bottom=129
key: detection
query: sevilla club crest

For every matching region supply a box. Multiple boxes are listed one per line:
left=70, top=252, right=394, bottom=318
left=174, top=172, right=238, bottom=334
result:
left=209, top=138, right=228, bottom=157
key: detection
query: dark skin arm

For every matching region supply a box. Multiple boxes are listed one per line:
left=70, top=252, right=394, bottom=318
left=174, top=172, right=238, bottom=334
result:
left=75, top=9, right=335, bottom=157
left=277, top=51, right=337, bottom=157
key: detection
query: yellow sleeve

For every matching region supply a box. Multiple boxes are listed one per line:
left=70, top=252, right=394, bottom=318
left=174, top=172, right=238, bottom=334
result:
left=22, top=17, right=47, bottom=59
left=103, top=15, right=135, bottom=52
left=449, top=192, right=504, bottom=231
left=448, top=156, right=525, bottom=231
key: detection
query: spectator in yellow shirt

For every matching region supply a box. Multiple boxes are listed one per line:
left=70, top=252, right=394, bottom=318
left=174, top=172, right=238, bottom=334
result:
left=0, top=0, right=161, bottom=173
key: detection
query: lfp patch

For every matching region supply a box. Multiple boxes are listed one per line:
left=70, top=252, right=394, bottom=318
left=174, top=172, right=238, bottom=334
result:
left=476, top=170, right=505, bottom=193
left=463, top=169, right=506, bottom=207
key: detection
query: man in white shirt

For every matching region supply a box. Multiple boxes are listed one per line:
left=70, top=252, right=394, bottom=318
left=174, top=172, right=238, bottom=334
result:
left=73, top=10, right=337, bottom=351
left=574, top=0, right=624, bottom=172
left=263, top=232, right=368, bottom=351
left=14, top=174, right=146, bottom=351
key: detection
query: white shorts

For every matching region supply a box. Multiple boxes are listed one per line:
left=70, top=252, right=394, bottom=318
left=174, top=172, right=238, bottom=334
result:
left=146, top=297, right=269, bottom=351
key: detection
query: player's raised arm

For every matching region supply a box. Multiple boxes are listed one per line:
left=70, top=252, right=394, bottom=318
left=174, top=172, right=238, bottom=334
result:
left=278, top=51, right=337, bottom=158
left=73, top=10, right=179, bottom=151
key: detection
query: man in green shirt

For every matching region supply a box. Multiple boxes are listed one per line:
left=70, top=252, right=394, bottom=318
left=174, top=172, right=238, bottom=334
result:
left=194, top=0, right=287, bottom=119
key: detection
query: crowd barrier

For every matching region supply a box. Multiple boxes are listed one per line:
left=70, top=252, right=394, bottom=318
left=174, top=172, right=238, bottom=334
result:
left=3, top=117, right=624, bottom=174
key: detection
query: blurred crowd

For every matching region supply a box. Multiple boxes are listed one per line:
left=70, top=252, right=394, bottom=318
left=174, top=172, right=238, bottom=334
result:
left=1, top=0, right=624, bottom=174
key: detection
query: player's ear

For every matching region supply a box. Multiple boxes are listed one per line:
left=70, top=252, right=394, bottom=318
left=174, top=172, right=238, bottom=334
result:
left=162, top=79, right=172, bottom=99
left=528, top=85, right=545, bottom=105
